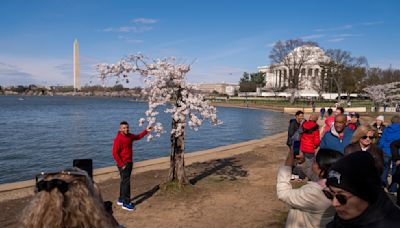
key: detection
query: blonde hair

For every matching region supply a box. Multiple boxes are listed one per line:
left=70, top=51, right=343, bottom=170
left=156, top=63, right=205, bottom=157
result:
left=350, top=125, right=378, bottom=144
left=20, top=168, right=118, bottom=228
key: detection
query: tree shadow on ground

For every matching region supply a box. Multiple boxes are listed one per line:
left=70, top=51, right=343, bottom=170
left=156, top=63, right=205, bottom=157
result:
left=189, top=157, right=248, bottom=185
left=131, top=185, right=160, bottom=206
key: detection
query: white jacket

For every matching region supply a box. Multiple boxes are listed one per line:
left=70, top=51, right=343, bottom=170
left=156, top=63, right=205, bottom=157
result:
left=276, top=166, right=335, bottom=228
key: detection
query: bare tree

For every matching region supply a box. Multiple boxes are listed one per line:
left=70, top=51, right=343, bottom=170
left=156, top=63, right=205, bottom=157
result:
left=311, top=69, right=327, bottom=99
left=269, top=39, right=319, bottom=90
left=320, top=49, right=367, bottom=102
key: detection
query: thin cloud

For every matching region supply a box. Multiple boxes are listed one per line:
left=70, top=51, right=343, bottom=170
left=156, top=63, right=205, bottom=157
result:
left=118, top=35, right=144, bottom=44
left=132, top=18, right=158, bottom=24
left=362, top=21, right=384, bottom=26
left=300, top=34, right=326, bottom=40
left=315, top=24, right=353, bottom=32
left=101, top=26, right=153, bottom=33
left=334, top=33, right=363, bottom=37
left=0, top=62, right=37, bottom=85
left=327, top=38, right=345, bottom=42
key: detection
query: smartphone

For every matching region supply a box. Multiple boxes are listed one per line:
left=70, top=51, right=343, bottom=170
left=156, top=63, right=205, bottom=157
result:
left=292, top=141, right=301, bottom=157
left=73, top=159, right=93, bottom=180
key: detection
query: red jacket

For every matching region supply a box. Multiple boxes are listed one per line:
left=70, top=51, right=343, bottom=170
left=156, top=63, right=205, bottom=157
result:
left=112, top=130, right=148, bottom=167
left=300, top=121, right=320, bottom=153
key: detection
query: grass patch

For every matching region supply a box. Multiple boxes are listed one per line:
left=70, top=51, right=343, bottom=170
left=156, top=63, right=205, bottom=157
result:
left=160, top=180, right=194, bottom=194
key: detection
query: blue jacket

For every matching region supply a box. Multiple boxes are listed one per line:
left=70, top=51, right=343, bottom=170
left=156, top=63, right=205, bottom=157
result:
left=378, top=123, right=400, bottom=156
left=320, top=127, right=354, bottom=154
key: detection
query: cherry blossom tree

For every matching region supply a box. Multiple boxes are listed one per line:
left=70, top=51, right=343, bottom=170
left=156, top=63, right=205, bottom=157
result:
left=96, top=54, right=222, bottom=185
left=363, top=82, right=400, bottom=108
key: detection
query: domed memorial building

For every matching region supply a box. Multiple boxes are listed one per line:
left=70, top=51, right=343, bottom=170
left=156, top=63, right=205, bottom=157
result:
left=258, top=45, right=331, bottom=95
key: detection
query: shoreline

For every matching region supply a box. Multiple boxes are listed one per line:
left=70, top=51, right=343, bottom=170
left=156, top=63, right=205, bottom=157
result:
left=0, top=131, right=286, bottom=202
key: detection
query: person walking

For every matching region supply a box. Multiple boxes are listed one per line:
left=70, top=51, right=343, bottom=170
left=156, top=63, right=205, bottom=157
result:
left=112, top=121, right=152, bottom=211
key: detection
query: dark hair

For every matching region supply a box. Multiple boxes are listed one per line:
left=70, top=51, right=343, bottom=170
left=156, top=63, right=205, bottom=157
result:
left=120, top=121, right=129, bottom=125
left=391, top=115, right=400, bottom=124
left=327, top=108, right=333, bottom=115
left=316, top=148, right=343, bottom=179
left=336, top=107, right=344, bottom=114
left=295, top=110, right=304, bottom=116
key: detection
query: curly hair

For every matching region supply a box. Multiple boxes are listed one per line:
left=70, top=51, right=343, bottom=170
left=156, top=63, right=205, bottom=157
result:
left=350, top=125, right=378, bottom=144
left=20, top=168, right=118, bottom=228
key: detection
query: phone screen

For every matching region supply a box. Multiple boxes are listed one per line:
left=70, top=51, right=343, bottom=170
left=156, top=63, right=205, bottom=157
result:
left=73, top=159, right=93, bottom=179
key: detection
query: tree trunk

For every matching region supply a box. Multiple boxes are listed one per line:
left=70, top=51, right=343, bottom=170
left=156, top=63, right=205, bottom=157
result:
left=167, top=89, right=188, bottom=185
left=167, top=119, right=188, bottom=185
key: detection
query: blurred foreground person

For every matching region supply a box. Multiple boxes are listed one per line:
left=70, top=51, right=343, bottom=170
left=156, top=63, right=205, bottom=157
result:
left=20, top=168, right=119, bottom=228
left=277, top=148, right=342, bottom=228
left=325, top=152, right=400, bottom=227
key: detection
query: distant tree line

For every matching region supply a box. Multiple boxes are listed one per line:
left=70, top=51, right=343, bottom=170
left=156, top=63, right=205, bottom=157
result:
left=0, top=84, right=143, bottom=95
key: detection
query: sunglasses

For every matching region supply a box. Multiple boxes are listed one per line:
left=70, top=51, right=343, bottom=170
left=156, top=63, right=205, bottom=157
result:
left=361, top=135, right=375, bottom=140
left=322, top=189, right=352, bottom=205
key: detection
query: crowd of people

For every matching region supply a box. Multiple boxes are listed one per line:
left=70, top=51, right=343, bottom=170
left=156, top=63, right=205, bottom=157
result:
left=279, top=106, right=400, bottom=227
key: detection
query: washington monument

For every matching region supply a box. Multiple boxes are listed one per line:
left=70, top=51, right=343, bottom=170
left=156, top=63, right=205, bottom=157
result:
left=73, top=39, right=81, bottom=90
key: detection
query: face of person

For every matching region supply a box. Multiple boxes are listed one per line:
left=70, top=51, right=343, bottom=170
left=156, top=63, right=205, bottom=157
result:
left=335, top=109, right=342, bottom=115
left=324, top=186, right=369, bottom=220
left=334, top=116, right=346, bottom=133
left=296, top=114, right=304, bottom=123
left=359, top=130, right=375, bottom=147
left=119, top=124, right=129, bottom=135
left=376, top=119, right=383, bottom=126
left=351, top=116, right=358, bottom=123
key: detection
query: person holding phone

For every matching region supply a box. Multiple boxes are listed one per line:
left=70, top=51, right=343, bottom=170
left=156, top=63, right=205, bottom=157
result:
left=277, top=148, right=342, bottom=228
left=112, top=121, right=152, bottom=211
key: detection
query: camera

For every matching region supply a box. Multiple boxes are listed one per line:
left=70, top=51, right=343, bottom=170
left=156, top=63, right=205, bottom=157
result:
left=73, top=159, right=93, bottom=180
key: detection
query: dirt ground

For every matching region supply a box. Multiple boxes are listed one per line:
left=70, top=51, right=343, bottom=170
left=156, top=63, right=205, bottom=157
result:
left=0, top=132, right=290, bottom=228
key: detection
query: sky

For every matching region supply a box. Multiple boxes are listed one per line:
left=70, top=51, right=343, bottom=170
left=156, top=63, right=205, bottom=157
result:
left=0, top=0, right=399, bottom=87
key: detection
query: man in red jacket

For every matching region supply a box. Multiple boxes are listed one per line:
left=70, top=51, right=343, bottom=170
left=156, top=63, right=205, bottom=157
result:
left=299, top=113, right=320, bottom=181
left=112, top=121, right=152, bottom=211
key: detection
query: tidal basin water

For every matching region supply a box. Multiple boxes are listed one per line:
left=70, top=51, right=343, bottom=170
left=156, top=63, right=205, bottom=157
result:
left=0, top=96, right=290, bottom=184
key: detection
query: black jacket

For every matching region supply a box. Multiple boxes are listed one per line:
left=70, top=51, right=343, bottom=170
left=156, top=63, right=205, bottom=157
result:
left=287, top=119, right=300, bottom=147
left=326, top=190, right=400, bottom=228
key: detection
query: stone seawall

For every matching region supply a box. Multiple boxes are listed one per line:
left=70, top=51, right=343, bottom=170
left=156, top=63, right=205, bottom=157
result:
left=0, top=132, right=286, bottom=202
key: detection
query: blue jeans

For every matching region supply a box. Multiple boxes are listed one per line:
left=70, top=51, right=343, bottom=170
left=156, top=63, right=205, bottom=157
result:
left=382, top=155, right=398, bottom=192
